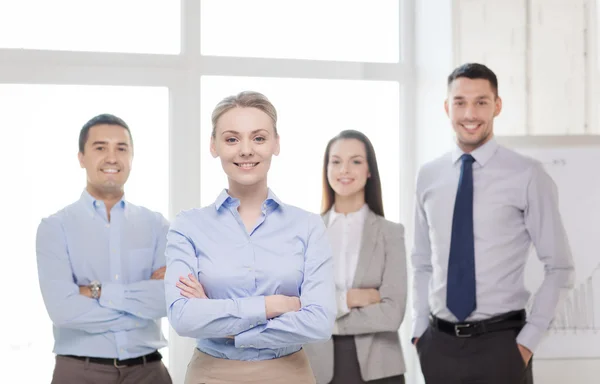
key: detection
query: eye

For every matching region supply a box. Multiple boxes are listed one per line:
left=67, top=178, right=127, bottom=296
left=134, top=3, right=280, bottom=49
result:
left=95, top=146, right=105, bottom=151
left=353, top=160, right=363, bottom=165
left=225, top=137, right=238, bottom=144
left=330, top=159, right=340, bottom=165
left=254, top=136, right=266, bottom=143
left=118, top=147, right=128, bottom=152
left=454, top=101, right=465, bottom=106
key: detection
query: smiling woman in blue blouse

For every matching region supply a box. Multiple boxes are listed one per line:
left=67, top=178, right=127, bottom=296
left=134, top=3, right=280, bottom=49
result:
left=164, top=91, right=336, bottom=384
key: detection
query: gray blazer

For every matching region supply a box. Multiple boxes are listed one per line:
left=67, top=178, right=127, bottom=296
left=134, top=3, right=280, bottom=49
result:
left=304, top=209, right=407, bottom=383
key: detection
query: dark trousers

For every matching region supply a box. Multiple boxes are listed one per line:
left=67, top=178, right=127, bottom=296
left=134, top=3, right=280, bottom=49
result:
left=51, top=355, right=172, bottom=384
left=416, top=326, right=533, bottom=384
left=330, top=335, right=405, bottom=384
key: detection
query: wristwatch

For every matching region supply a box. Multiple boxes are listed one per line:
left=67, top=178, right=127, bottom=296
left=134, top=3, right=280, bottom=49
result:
left=89, top=280, right=102, bottom=299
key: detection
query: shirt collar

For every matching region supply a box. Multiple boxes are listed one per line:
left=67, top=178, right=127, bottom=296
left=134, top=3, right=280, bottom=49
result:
left=328, top=203, right=369, bottom=226
left=451, top=137, right=499, bottom=167
left=214, top=188, right=284, bottom=211
left=214, top=189, right=232, bottom=210
left=80, top=189, right=126, bottom=214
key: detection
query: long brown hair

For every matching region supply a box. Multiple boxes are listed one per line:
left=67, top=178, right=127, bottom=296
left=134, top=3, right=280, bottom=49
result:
left=321, top=130, right=384, bottom=217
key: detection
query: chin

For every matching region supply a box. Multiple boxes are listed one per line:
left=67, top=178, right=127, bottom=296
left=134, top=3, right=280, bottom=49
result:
left=458, top=130, right=481, bottom=142
left=459, top=138, right=480, bottom=146
left=95, top=184, right=124, bottom=194
left=333, top=187, right=361, bottom=198
left=228, top=175, right=266, bottom=187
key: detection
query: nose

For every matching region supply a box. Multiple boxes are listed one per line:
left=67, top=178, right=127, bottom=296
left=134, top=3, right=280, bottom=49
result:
left=105, top=148, right=118, bottom=163
left=464, top=105, right=476, bottom=120
left=239, top=139, right=254, bottom=157
left=340, top=162, right=349, bottom=173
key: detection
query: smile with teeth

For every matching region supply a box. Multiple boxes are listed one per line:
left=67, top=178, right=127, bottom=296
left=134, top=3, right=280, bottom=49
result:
left=234, top=162, right=259, bottom=169
left=101, top=169, right=119, bottom=174
left=338, top=178, right=354, bottom=185
left=462, top=123, right=482, bottom=131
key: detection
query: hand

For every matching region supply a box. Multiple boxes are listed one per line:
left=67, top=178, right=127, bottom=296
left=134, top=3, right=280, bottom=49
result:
left=79, top=285, right=100, bottom=298
left=265, top=295, right=301, bottom=319
left=517, top=343, right=532, bottom=365
left=177, top=273, right=208, bottom=299
left=151, top=266, right=166, bottom=280
left=412, top=337, right=419, bottom=346
left=347, top=288, right=381, bottom=308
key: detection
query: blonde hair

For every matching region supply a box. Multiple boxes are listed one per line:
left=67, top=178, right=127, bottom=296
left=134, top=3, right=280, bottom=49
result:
left=211, top=91, right=278, bottom=138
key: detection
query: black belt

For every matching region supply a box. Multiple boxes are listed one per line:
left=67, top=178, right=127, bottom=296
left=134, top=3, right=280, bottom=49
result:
left=430, top=310, right=526, bottom=338
left=62, top=350, right=162, bottom=368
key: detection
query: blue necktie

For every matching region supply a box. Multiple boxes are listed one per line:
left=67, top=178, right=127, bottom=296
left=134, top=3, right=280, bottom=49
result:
left=446, top=154, right=476, bottom=321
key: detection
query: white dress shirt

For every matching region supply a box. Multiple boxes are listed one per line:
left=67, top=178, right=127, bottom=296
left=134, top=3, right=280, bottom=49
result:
left=411, top=138, right=575, bottom=352
left=327, top=204, right=369, bottom=330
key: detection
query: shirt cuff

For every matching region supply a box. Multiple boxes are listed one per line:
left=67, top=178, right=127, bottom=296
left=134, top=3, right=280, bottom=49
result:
left=516, top=322, right=544, bottom=353
left=239, top=296, right=268, bottom=328
left=99, top=282, right=125, bottom=311
left=234, top=323, right=268, bottom=349
left=411, top=315, right=429, bottom=339
left=336, top=289, right=351, bottom=318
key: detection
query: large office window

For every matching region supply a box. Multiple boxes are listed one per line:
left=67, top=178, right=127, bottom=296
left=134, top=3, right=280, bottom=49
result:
left=0, top=1, right=412, bottom=382
left=0, top=85, right=169, bottom=382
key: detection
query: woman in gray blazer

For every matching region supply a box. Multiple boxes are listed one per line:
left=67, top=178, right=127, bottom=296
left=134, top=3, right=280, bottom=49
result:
left=305, top=130, right=407, bottom=384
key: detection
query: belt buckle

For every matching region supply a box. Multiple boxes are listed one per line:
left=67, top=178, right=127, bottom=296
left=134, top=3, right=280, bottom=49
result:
left=454, top=323, right=472, bottom=337
left=113, top=359, right=127, bottom=369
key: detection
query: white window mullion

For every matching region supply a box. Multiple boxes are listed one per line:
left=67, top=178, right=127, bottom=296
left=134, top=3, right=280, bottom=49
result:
left=396, top=1, right=420, bottom=384
left=0, top=49, right=183, bottom=69
left=167, top=72, right=202, bottom=384
left=198, top=56, right=407, bottom=82
left=167, top=1, right=203, bottom=382
left=0, top=65, right=180, bottom=87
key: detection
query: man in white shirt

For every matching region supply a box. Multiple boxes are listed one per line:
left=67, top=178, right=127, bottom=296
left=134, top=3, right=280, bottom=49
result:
left=411, top=63, right=575, bottom=384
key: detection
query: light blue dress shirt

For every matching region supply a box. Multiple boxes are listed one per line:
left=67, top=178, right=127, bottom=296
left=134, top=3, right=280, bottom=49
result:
left=36, top=190, right=169, bottom=359
left=165, top=189, right=336, bottom=361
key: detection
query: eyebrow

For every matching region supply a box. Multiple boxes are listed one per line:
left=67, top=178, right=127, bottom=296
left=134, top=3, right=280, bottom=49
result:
left=92, top=141, right=129, bottom=147
left=453, top=95, right=492, bottom=100
left=221, top=129, right=269, bottom=136
left=331, top=154, right=365, bottom=159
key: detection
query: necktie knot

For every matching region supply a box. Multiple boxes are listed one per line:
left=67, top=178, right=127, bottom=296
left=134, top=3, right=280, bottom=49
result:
left=461, top=154, right=475, bottom=164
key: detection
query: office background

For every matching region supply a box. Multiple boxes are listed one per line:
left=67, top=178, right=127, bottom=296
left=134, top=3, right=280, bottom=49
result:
left=0, top=1, right=598, bottom=383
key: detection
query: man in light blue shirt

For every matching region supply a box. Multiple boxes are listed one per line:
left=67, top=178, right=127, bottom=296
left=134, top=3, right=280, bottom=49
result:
left=36, top=114, right=172, bottom=384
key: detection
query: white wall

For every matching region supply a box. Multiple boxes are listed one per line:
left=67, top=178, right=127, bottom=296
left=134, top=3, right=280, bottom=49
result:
left=455, top=0, right=597, bottom=135
left=414, top=1, right=600, bottom=383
